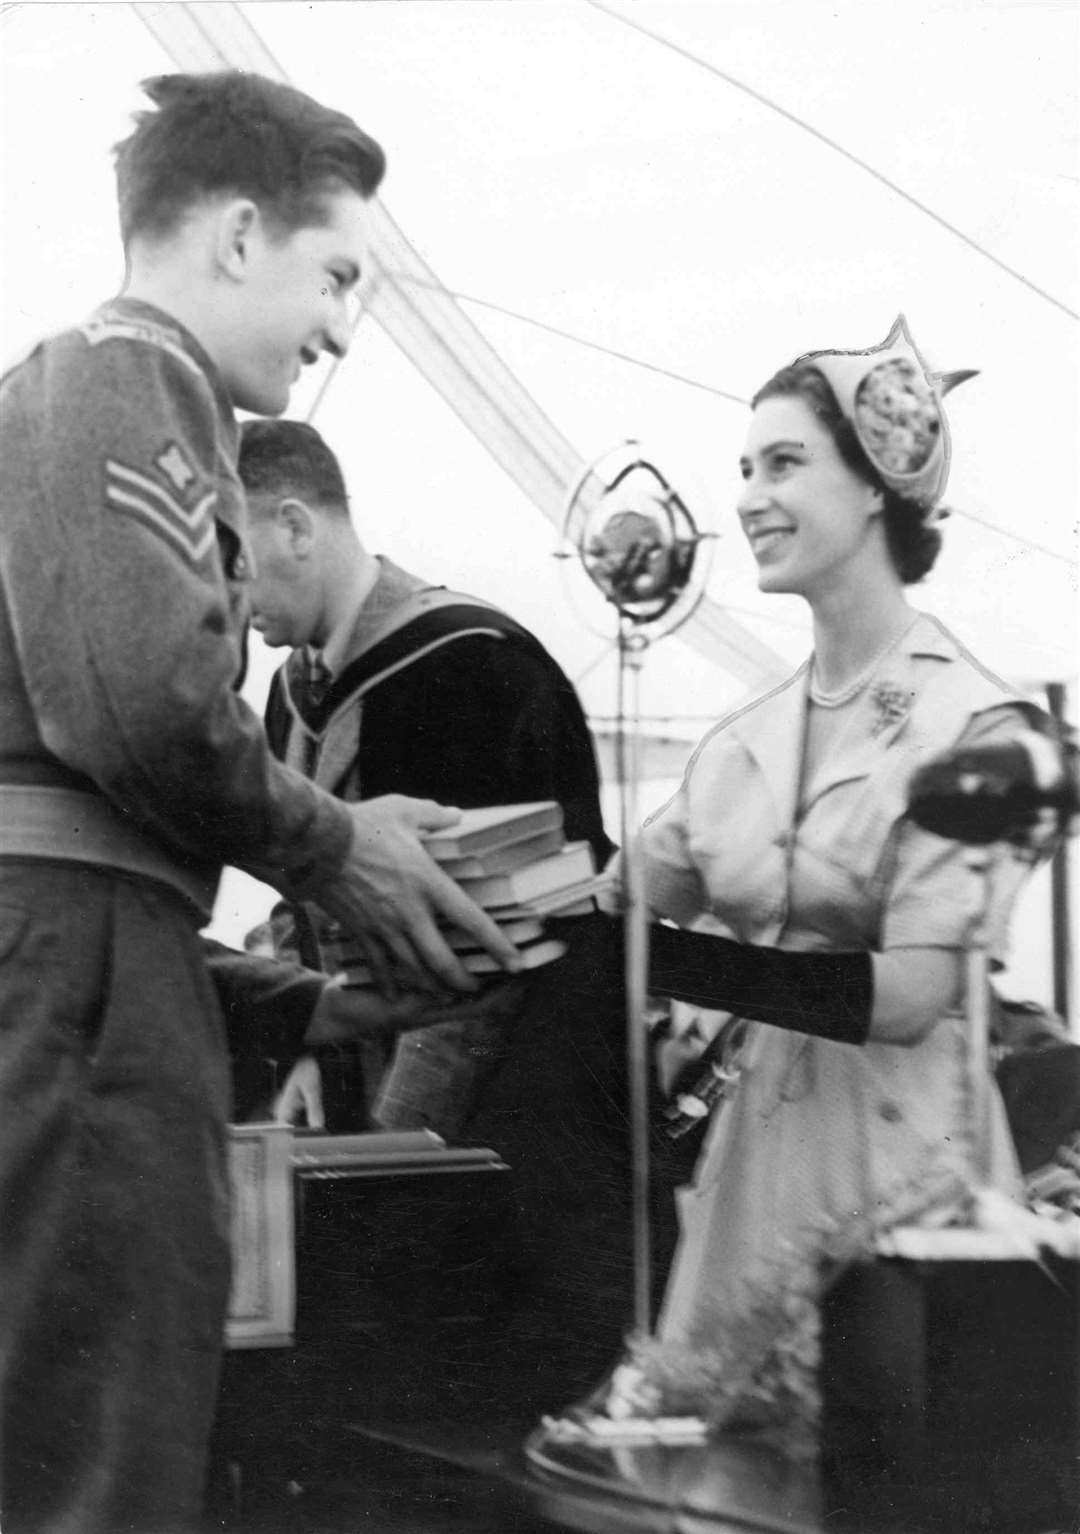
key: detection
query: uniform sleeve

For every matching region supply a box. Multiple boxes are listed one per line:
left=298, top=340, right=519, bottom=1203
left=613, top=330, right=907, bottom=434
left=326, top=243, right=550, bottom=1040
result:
left=1, top=333, right=351, bottom=895
left=880, top=705, right=1039, bottom=960
left=204, top=938, right=325, bottom=1067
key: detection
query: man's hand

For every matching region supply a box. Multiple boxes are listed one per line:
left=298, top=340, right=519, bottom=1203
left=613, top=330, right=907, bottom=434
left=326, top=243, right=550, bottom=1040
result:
left=273, top=1055, right=325, bottom=1129
left=274, top=972, right=531, bottom=1128
left=305, top=971, right=531, bottom=1046
left=314, top=796, right=522, bottom=994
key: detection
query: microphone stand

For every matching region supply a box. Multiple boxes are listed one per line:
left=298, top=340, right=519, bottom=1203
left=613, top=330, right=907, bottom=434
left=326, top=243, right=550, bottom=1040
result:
left=961, top=846, right=996, bottom=1195
left=617, top=620, right=654, bottom=1337
left=536, top=441, right=711, bottom=1451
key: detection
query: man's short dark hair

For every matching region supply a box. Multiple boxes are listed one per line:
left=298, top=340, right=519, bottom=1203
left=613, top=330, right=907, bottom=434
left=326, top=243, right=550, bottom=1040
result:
left=114, top=71, right=385, bottom=246
left=238, top=419, right=349, bottom=514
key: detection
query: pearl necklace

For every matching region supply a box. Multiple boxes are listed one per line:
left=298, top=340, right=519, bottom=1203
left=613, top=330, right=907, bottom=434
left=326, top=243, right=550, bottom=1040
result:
left=808, top=619, right=915, bottom=710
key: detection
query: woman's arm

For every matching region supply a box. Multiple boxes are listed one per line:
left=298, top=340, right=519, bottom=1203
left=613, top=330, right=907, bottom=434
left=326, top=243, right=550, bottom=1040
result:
left=551, top=917, right=964, bottom=1050
left=869, top=948, right=963, bottom=1045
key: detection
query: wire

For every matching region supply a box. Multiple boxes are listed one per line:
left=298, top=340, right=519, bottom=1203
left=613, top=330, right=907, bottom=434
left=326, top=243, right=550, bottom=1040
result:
left=950, top=508, right=1075, bottom=567
left=393, top=275, right=750, bottom=405
left=408, top=274, right=1076, bottom=567
left=585, top=0, right=1079, bottom=324
left=572, top=638, right=619, bottom=686
left=381, top=266, right=1076, bottom=569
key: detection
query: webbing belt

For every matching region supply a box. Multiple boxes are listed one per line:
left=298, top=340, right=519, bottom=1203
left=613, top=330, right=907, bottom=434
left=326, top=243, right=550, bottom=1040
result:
left=0, top=785, right=217, bottom=918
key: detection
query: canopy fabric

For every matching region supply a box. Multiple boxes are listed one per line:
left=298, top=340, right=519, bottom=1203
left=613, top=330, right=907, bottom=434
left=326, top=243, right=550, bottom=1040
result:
left=1, top=0, right=1075, bottom=1001
left=134, top=0, right=791, bottom=689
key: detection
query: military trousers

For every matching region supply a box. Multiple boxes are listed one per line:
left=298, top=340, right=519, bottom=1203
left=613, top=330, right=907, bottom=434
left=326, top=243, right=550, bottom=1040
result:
left=0, top=861, right=231, bottom=1534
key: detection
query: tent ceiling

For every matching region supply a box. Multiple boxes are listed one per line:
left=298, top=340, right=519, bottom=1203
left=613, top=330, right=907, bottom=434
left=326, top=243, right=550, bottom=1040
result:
left=1, top=0, right=1076, bottom=709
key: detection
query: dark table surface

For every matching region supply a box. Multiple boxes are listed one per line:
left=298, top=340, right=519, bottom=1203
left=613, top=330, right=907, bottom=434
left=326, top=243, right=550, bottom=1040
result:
left=208, top=1155, right=1077, bottom=1534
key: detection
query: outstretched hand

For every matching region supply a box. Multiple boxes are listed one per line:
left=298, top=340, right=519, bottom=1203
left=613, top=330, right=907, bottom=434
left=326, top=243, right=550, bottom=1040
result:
left=273, top=1055, right=325, bottom=1129
left=305, top=971, right=531, bottom=1046
left=273, top=973, right=529, bottom=1129
left=314, top=795, right=522, bottom=994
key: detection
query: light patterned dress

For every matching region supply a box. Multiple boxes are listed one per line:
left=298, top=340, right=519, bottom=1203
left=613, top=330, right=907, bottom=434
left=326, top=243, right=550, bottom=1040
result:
left=635, top=613, right=1038, bottom=1445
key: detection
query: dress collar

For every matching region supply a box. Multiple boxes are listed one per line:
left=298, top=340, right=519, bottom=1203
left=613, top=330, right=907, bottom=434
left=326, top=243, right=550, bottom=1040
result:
left=729, top=611, right=962, bottom=823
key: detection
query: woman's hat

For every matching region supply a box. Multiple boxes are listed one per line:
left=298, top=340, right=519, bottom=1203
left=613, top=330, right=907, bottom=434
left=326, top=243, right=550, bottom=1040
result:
left=791, top=315, right=976, bottom=511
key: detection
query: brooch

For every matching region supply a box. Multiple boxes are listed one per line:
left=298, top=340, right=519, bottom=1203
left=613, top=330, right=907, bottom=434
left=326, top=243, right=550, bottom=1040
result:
left=870, top=680, right=913, bottom=736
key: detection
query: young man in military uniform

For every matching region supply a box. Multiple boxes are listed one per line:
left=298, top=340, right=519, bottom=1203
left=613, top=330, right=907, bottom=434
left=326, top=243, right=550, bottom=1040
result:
left=0, top=71, right=518, bottom=1534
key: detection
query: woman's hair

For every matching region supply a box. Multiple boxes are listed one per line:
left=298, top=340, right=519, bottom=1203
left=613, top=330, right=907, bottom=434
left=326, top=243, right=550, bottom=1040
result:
left=752, top=363, right=943, bottom=584
left=114, top=72, right=386, bottom=248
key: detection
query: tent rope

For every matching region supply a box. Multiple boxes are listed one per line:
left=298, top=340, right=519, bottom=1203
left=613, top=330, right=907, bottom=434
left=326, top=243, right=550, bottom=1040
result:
left=586, top=0, right=1079, bottom=324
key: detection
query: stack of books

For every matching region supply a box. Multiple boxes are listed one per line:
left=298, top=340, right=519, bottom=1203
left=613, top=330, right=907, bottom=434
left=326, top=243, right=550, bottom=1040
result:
left=335, top=803, right=608, bottom=987
left=426, top=801, right=607, bottom=974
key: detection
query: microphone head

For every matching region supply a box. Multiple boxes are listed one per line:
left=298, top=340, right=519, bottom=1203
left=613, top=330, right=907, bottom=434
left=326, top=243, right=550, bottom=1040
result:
left=583, top=507, right=694, bottom=615
left=567, top=447, right=705, bottom=627
left=907, top=731, right=1079, bottom=848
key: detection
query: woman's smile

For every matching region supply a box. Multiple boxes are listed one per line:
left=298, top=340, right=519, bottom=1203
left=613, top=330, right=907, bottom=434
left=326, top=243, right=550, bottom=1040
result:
left=746, top=524, right=796, bottom=561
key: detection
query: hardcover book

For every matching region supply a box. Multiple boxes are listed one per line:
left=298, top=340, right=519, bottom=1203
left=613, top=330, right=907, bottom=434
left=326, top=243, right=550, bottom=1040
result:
left=454, top=841, right=594, bottom=908
left=290, top=1128, right=506, bottom=1176
left=422, top=801, right=563, bottom=861
left=436, top=827, right=565, bottom=878
left=461, top=936, right=568, bottom=974
left=443, top=915, right=546, bottom=949
left=484, top=872, right=613, bottom=920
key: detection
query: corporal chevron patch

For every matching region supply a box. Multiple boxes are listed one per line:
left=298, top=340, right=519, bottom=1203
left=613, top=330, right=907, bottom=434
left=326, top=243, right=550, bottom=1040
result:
left=105, top=458, right=217, bottom=566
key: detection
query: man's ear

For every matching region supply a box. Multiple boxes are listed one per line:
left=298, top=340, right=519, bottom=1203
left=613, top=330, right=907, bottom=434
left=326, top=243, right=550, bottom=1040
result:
left=278, top=497, right=317, bottom=556
left=213, top=198, right=261, bottom=283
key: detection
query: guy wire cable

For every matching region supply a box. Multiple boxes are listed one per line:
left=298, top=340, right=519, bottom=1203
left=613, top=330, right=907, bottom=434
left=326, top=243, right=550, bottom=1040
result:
left=585, top=0, right=1079, bottom=324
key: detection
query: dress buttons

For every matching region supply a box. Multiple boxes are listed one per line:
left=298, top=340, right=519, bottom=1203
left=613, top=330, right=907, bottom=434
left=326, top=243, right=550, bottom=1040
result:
left=879, top=1100, right=903, bottom=1124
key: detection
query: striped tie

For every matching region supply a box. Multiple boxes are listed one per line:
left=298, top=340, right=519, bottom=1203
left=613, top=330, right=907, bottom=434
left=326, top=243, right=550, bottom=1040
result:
left=305, top=651, right=333, bottom=710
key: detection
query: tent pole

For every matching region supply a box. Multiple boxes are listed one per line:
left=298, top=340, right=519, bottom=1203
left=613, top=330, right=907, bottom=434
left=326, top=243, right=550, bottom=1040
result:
left=1046, top=682, right=1074, bottom=1031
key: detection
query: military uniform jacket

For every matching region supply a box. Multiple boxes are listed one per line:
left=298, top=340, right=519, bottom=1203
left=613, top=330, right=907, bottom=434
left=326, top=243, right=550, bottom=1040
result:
left=0, top=299, right=352, bottom=906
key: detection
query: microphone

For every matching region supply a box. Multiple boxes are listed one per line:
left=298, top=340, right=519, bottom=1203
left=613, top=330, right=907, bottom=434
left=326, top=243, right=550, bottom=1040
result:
left=566, top=448, right=709, bottom=627
left=907, top=727, right=1079, bottom=847
left=584, top=504, right=695, bottom=613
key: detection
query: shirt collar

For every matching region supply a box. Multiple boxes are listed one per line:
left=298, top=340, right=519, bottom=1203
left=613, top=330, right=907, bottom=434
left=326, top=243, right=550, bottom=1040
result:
left=317, top=556, right=431, bottom=678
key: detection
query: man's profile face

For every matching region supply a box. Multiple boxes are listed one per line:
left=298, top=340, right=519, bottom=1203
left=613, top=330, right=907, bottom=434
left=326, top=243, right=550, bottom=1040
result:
left=244, top=498, right=316, bottom=649
left=223, top=187, right=370, bottom=417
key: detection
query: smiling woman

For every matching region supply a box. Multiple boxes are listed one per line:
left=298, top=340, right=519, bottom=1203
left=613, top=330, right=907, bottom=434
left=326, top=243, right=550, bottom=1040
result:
left=551, top=316, right=1065, bottom=1448
left=737, top=397, right=888, bottom=604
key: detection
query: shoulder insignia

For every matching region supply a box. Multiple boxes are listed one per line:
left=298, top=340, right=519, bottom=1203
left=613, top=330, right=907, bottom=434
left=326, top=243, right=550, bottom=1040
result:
left=156, top=442, right=198, bottom=493
left=104, top=457, right=216, bottom=566
left=79, top=315, right=205, bottom=382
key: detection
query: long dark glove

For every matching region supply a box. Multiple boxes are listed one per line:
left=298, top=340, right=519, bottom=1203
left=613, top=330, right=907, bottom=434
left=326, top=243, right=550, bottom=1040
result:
left=549, top=914, right=873, bottom=1046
